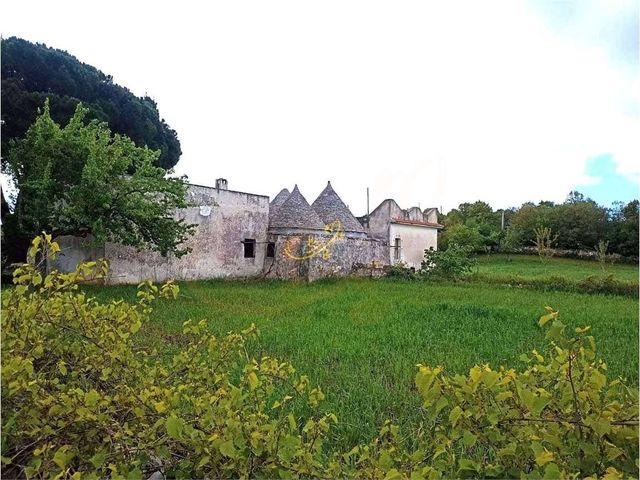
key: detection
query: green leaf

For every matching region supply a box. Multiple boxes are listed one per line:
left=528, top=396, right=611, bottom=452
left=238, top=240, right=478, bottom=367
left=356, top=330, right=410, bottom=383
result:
left=535, top=449, right=554, bottom=467
left=247, top=371, right=260, bottom=390
left=85, top=389, right=100, bottom=407
left=449, top=405, right=463, bottom=427
left=277, top=435, right=300, bottom=463
left=458, top=458, right=478, bottom=472
left=219, top=439, right=238, bottom=459
left=287, top=413, right=297, bottom=431
left=89, top=450, right=107, bottom=469
left=496, top=391, right=513, bottom=402
left=165, top=414, right=184, bottom=440
left=378, top=450, right=394, bottom=470
left=588, top=417, right=611, bottom=437
left=130, top=318, right=142, bottom=334
left=532, top=395, right=551, bottom=417
left=546, top=319, right=566, bottom=341
left=435, top=395, right=449, bottom=413
left=542, top=463, right=561, bottom=479
left=498, top=443, right=517, bottom=458
left=52, top=445, right=75, bottom=470
left=483, top=370, right=499, bottom=388
left=461, top=429, right=477, bottom=447
left=383, top=468, right=403, bottom=480
left=538, top=312, right=556, bottom=326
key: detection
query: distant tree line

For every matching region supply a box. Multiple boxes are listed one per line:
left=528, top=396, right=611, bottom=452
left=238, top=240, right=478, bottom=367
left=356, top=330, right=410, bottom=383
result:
left=1, top=37, right=181, bottom=169
left=440, top=191, right=639, bottom=259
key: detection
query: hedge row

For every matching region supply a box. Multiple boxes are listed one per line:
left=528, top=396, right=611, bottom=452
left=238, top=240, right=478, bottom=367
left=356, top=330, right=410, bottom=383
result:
left=497, top=247, right=639, bottom=265
left=468, top=273, right=639, bottom=298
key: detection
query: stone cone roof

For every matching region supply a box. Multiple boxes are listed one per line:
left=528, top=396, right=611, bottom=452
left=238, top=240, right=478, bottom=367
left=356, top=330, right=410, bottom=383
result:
left=312, top=182, right=366, bottom=233
left=269, top=185, right=325, bottom=230
left=270, top=188, right=290, bottom=207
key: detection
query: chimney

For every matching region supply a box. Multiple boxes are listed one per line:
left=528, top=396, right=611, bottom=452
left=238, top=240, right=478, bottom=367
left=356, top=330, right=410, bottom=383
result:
left=215, top=178, right=228, bottom=190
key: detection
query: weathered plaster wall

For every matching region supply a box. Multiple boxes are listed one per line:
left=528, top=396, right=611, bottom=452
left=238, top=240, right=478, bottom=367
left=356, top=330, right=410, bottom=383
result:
left=367, top=199, right=403, bottom=243
left=389, top=223, right=438, bottom=269
left=50, top=186, right=270, bottom=284
left=424, top=209, right=438, bottom=223
left=264, top=234, right=388, bottom=281
left=47, top=236, right=105, bottom=276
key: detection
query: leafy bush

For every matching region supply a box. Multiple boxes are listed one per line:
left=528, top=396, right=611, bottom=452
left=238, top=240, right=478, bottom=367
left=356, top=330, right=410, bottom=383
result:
left=407, top=307, right=639, bottom=478
left=3, top=235, right=638, bottom=478
left=440, top=223, right=486, bottom=252
left=337, top=308, right=639, bottom=479
left=421, top=244, right=476, bottom=280
left=2, top=234, right=333, bottom=478
left=495, top=246, right=637, bottom=264
left=386, top=261, right=419, bottom=280
left=578, top=275, right=639, bottom=297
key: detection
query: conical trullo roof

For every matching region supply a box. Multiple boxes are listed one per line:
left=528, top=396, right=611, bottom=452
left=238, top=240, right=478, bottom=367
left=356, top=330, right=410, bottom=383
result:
left=269, top=188, right=291, bottom=226
left=270, top=188, right=290, bottom=207
left=269, top=185, right=325, bottom=230
left=312, top=181, right=366, bottom=233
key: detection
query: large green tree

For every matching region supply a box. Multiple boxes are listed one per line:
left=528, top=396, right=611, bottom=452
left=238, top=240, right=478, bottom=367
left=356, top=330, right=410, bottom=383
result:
left=508, top=201, right=557, bottom=247
left=552, top=196, right=608, bottom=250
left=440, top=201, right=502, bottom=252
left=1, top=37, right=181, bottom=169
left=508, top=194, right=609, bottom=251
left=608, top=200, right=639, bottom=257
left=4, top=101, right=194, bottom=260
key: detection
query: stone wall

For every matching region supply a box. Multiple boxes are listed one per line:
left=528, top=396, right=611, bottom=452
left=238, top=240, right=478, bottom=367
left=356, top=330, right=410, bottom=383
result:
left=49, top=185, right=270, bottom=284
left=263, top=233, right=388, bottom=281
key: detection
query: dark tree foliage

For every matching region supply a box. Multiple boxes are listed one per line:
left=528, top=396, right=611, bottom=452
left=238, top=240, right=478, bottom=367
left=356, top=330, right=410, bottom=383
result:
left=440, top=193, right=638, bottom=258
left=4, top=101, right=194, bottom=262
left=608, top=200, right=639, bottom=257
left=1, top=37, right=181, bottom=169
left=441, top=201, right=503, bottom=252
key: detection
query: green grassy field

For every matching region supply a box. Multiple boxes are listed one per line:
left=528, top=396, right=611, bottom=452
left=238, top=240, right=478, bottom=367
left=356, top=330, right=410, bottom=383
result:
left=475, top=254, right=638, bottom=281
left=87, top=275, right=639, bottom=452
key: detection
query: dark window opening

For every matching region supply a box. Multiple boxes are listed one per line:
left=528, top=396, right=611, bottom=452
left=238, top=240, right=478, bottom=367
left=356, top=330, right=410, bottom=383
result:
left=394, top=237, right=401, bottom=261
left=243, top=238, right=256, bottom=258
left=266, top=242, right=276, bottom=258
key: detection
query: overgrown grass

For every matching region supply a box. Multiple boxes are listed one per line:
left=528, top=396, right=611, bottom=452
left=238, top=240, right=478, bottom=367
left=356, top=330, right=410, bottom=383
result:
left=475, top=254, right=638, bottom=281
left=86, top=278, right=638, bottom=452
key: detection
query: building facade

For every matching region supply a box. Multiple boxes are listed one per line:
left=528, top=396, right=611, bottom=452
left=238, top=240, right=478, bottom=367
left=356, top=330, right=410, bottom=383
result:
left=363, top=199, right=442, bottom=269
left=49, top=179, right=442, bottom=283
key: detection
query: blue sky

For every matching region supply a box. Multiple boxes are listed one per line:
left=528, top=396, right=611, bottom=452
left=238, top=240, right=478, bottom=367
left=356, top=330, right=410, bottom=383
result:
left=576, top=155, right=639, bottom=206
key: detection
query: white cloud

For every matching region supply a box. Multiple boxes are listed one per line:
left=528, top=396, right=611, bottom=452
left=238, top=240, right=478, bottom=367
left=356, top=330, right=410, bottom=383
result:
left=2, top=0, right=638, bottom=213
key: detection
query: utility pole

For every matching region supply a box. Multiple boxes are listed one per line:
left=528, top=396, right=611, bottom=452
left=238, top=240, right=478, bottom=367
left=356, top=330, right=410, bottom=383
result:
left=501, top=210, right=505, bottom=231
left=366, top=187, right=370, bottom=228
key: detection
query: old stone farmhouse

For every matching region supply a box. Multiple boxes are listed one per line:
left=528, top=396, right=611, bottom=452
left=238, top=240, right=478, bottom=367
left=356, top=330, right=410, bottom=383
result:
left=51, top=179, right=442, bottom=283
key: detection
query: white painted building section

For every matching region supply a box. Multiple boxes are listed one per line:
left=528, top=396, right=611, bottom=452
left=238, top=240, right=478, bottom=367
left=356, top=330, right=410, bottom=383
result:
left=364, top=198, right=442, bottom=269
left=389, top=222, right=438, bottom=269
